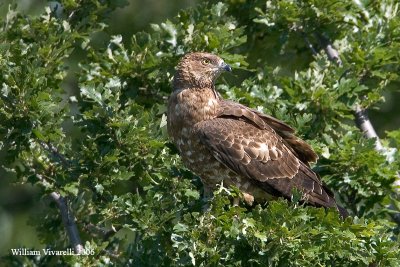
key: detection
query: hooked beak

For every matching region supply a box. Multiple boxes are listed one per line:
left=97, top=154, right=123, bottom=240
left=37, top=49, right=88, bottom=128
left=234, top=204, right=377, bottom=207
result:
left=219, top=61, right=232, bottom=72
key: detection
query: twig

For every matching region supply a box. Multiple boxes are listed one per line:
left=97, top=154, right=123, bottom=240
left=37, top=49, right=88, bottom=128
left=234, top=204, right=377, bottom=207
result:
left=301, top=31, right=318, bottom=56
left=38, top=141, right=71, bottom=167
left=84, top=222, right=121, bottom=241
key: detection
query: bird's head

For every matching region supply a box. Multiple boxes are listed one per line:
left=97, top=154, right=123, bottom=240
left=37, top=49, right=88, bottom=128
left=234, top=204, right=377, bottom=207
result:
left=173, top=52, right=231, bottom=90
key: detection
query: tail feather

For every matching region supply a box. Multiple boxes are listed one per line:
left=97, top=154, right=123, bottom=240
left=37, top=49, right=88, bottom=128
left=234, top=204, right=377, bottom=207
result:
left=254, top=162, right=349, bottom=219
left=337, top=204, right=349, bottom=219
left=295, top=164, right=349, bottom=219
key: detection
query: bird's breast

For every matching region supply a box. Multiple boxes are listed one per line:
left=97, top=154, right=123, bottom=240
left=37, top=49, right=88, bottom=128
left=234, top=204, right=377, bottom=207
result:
left=167, top=89, right=226, bottom=182
left=175, top=129, right=231, bottom=186
left=168, top=89, right=219, bottom=127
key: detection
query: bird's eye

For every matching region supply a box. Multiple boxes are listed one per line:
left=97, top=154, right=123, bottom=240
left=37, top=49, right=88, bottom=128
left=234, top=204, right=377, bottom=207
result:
left=202, top=59, right=211, bottom=65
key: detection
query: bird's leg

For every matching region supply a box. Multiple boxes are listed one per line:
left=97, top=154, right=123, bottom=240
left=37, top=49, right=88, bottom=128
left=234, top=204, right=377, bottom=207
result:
left=203, top=184, right=213, bottom=199
left=202, top=185, right=213, bottom=212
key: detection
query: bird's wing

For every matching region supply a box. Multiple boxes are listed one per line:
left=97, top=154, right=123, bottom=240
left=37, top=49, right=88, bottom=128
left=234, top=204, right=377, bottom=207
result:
left=195, top=118, right=336, bottom=207
left=218, top=100, right=318, bottom=164
left=219, top=100, right=294, bottom=132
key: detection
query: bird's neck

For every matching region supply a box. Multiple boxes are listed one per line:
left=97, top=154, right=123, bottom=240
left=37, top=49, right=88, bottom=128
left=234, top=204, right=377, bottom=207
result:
left=173, top=71, right=216, bottom=90
left=168, top=87, right=220, bottom=126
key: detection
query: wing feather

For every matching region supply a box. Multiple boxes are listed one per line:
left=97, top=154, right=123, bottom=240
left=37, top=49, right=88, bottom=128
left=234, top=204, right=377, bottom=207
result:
left=195, top=117, right=338, bottom=209
left=195, top=118, right=299, bottom=180
left=218, top=100, right=318, bottom=164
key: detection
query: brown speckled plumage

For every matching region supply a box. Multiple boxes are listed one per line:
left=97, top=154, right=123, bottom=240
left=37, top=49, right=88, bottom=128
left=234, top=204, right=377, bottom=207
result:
left=167, top=52, right=347, bottom=217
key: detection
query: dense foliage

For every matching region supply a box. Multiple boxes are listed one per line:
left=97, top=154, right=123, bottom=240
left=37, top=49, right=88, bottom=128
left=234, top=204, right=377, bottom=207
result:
left=1, top=0, right=400, bottom=266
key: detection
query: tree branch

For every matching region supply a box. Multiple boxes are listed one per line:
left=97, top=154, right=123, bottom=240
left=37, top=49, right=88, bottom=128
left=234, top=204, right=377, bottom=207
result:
left=308, top=34, right=400, bottom=222
left=38, top=141, right=71, bottom=167
left=301, top=31, right=318, bottom=56
left=316, top=36, right=394, bottom=158
left=36, top=142, right=84, bottom=254
left=354, top=105, right=384, bottom=151
left=317, top=34, right=342, bottom=66
left=50, top=192, right=84, bottom=254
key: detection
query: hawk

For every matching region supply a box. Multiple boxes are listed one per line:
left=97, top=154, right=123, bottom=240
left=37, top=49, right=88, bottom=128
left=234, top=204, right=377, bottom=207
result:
left=167, top=52, right=347, bottom=218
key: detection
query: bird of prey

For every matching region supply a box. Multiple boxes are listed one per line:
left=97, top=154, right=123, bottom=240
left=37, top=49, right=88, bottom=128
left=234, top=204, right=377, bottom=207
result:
left=167, top=52, right=347, bottom=217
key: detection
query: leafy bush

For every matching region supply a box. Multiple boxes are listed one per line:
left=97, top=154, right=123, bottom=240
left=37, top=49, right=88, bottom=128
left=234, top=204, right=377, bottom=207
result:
left=1, top=0, right=400, bottom=266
